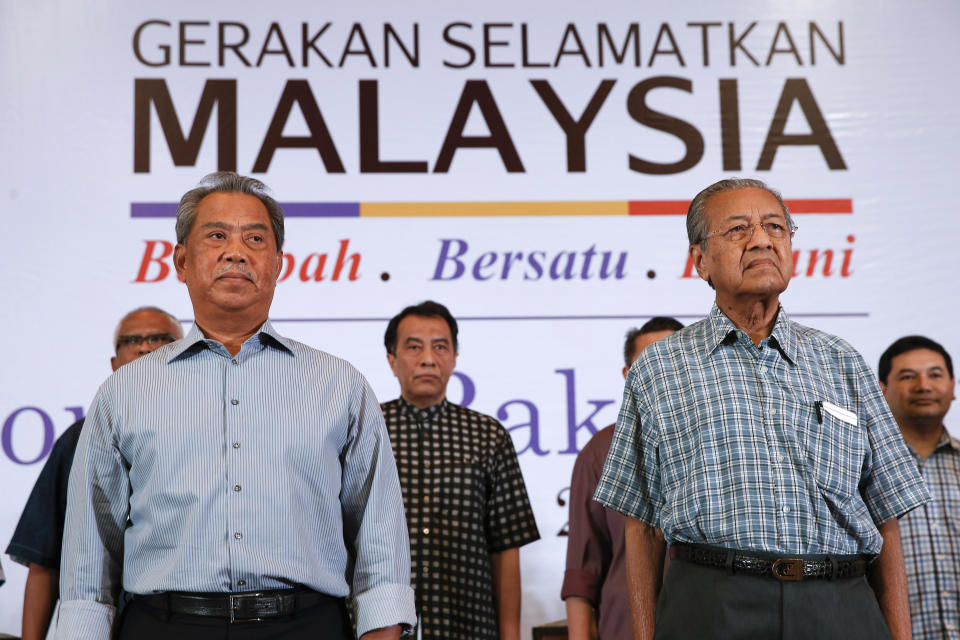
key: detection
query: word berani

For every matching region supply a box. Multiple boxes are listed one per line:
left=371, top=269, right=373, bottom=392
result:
left=133, top=76, right=845, bottom=176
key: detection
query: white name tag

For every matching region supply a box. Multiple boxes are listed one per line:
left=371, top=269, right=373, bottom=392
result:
left=822, top=400, right=858, bottom=426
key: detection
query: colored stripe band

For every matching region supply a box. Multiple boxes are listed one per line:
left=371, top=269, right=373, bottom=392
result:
left=132, top=199, right=852, bottom=219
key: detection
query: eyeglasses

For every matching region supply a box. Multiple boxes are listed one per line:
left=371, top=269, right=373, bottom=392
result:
left=704, top=221, right=797, bottom=244
left=116, top=333, right=177, bottom=350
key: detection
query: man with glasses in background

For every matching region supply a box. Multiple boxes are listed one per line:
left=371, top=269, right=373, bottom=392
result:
left=6, top=306, right=182, bottom=640
left=595, top=178, right=928, bottom=640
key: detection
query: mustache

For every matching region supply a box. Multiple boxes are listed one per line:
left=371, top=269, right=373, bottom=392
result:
left=215, top=264, right=253, bottom=279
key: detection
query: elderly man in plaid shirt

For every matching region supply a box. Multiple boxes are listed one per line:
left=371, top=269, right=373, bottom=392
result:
left=880, top=336, right=958, bottom=639
left=595, top=178, right=929, bottom=640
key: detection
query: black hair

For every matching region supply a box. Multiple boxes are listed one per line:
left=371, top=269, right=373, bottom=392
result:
left=623, top=316, right=685, bottom=366
left=385, top=300, right=459, bottom=355
left=878, top=335, right=954, bottom=383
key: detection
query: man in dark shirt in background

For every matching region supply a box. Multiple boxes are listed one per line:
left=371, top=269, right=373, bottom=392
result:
left=381, top=300, right=540, bottom=640
left=562, top=317, right=682, bottom=640
left=6, top=306, right=182, bottom=640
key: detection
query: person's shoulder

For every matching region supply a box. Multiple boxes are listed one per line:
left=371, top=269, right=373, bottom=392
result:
left=578, top=424, right=615, bottom=459
left=281, top=338, right=366, bottom=378
left=632, top=320, right=705, bottom=376
left=788, top=320, right=863, bottom=363
left=446, top=402, right=508, bottom=435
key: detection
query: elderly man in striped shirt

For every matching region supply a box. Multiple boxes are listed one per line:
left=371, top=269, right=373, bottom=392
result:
left=595, top=178, right=929, bottom=640
left=56, top=172, right=416, bottom=640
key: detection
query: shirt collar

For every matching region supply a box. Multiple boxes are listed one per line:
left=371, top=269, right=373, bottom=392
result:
left=704, top=303, right=798, bottom=365
left=397, top=396, right=449, bottom=423
left=167, top=319, right=294, bottom=362
left=938, top=428, right=960, bottom=453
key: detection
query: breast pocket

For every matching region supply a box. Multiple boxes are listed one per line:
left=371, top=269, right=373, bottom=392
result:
left=800, top=400, right=866, bottom=512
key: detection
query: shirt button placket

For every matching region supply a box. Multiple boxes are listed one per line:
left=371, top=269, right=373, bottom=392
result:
left=225, top=354, right=244, bottom=579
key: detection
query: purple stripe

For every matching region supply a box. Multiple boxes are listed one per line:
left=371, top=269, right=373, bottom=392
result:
left=131, top=202, right=360, bottom=218
left=131, top=203, right=177, bottom=218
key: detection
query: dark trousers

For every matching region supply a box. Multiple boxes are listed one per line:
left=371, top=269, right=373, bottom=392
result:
left=655, top=558, right=892, bottom=640
left=116, top=595, right=351, bottom=640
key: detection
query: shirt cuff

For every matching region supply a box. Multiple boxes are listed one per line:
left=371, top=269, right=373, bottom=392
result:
left=54, top=599, right=115, bottom=640
left=560, top=568, right=601, bottom=605
left=353, top=581, right=417, bottom=637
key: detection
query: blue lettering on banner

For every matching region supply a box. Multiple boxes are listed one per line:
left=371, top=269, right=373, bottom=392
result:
left=2, top=406, right=85, bottom=465
left=556, top=368, right=615, bottom=453
left=432, top=238, right=628, bottom=281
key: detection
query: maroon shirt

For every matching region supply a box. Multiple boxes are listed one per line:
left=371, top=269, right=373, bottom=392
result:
left=561, top=425, right=631, bottom=640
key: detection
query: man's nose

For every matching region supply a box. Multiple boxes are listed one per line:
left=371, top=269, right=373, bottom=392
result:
left=745, top=223, right=774, bottom=248
left=224, top=236, right=247, bottom=261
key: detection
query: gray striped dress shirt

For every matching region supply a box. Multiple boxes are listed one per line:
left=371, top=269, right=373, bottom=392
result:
left=56, top=322, right=416, bottom=639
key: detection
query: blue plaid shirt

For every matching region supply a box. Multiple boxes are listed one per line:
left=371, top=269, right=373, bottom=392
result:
left=595, top=304, right=928, bottom=555
left=900, top=431, right=960, bottom=639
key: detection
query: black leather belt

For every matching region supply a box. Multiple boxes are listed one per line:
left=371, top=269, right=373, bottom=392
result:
left=671, top=543, right=871, bottom=581
left=135, top=589, right=334, bottom=623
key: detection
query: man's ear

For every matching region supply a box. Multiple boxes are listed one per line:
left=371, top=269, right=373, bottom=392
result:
left=110, top=355, right=119, bottom=372
left=274, top=251, right=283, bottom=281
left=689, top=243, right=710, bottom=283
left=387, top=352, right=398, bottom=377
left=173, top=244, right=188, bottom=283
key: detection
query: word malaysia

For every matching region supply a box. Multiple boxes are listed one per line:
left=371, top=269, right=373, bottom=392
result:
left=134, top=76, right=846, bottom=176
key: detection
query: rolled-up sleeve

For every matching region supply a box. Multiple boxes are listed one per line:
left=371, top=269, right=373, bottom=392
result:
left=56, top=385, right=129, bottom=640
left=340, top=374, right=417, bottom=636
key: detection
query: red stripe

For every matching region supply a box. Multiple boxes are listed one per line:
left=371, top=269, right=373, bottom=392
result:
left=628, top=198, right=853, bottom=215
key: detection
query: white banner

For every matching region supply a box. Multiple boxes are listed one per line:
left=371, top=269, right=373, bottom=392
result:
left=2, top=0, right=959, bottom=636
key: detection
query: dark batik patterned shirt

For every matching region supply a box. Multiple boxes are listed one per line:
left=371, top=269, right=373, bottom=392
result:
left=381, top=398, right=540, bottom=640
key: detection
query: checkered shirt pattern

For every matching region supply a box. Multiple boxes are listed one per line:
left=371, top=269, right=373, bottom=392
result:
left=900, top=431, right=960, bottom=640
left=595, top=304, right=929, bottom=555
left=381, top=398, right=540, bottom=639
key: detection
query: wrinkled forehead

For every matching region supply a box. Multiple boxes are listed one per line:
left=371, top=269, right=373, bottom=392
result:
left=706, top=187, right=786, bottom=224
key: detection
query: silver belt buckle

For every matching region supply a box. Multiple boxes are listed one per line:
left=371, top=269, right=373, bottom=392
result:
left=772, top=558, right=805, bottom=581
left=229, top=592, right=266, bottom=623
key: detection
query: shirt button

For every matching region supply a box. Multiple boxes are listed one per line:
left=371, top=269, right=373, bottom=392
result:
left=768, top=409, right=777, bottom=415
left=234, top=485, right=242, bottom=492
left=424, top=461, right=431, bottom=468
left=782, top=506, right=791, bottom=513
left=423, top=528, right=430, bottom=535
left=423, top=495, right=431, bottom=503
left=237, top=579, right=246, bottom=586
left=231, top=399, right=239, bottom=405
left=232, top=359, right=238, bottom=365
left=758, top=366, right=767, bottom=374
left=233, top=442, right=241, bottom=449
left=234, top=532, right=242, bottom=539
left=775, top=453, right=785, bottom=463
left=423, top=565, right=430, bottom=574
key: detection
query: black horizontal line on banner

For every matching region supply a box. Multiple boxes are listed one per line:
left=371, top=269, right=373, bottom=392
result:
left=174, top=312, right=871, bottom=324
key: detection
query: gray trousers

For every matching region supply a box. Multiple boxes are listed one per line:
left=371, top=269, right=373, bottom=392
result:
left=655, top=558, right=892, bottom=640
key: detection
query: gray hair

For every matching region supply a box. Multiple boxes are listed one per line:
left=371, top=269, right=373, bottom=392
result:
left=686, top=178, right=793, bottom=247
left=175, top=171, right=285, bottom=249
left=113, top=306, right=183, bottom=352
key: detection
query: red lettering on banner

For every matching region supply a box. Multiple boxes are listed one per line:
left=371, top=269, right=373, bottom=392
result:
left=134, top=240, right=174, bottom=282
left=299, top=253, right=328, bottom=281
left=137, top=240, right=362, bottom=283
left=332, top=239, right=361, bottom=280
left=682, top=235, right=855, bottom=280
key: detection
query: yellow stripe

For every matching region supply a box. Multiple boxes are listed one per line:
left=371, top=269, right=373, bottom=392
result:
left=360, top=201, right=627, bottom=217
